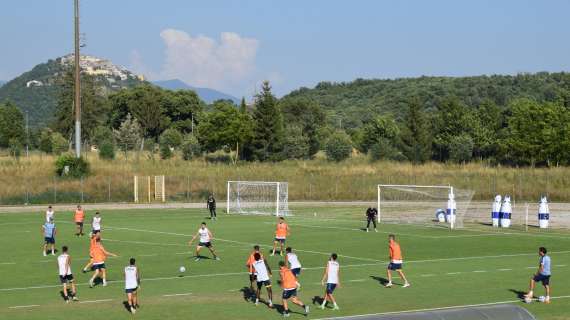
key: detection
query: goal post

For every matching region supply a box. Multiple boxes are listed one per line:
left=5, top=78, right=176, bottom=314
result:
left=377, top=184, right=473, bottom=229
left=227, top=181, right=289, bottom=216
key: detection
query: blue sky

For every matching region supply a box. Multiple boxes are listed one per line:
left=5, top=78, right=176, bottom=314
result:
left=1, top=0, right=569, bottom=97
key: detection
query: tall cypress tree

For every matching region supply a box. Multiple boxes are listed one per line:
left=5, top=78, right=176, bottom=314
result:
left=400, top=97, right=432, bottom=163
left=249, top=81, right=284, bottom=161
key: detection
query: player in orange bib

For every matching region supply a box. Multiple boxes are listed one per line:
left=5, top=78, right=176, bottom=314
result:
left=82, top=233, right=99, bottom=273
left=246, top=245, right=264, bottom=293
left=385, top=234, right=410, bottom=288
left=74, top=205, right=85, bottom=236
left=88, top=237, right=117, bottom=287
left=279, top=261, right=309, bottom=317
left=271, top=217, right=289, bottom=256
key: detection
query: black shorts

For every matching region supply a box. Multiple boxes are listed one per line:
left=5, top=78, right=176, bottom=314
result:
left=533, top=274, right=550, bottom=286
left=92, top=229, right=101, bottom=234
left=388, top=263, right=402, bottom=270
left=44, top=237, right=55, bottom=244
left=257, top=280, right=271, bottom=289
left=198, top=242, right=212, bottom=248
left=274, top=238, right=286, bottom=244
left=291, top=268, right=301, bottom=277
left=59, top=274, right=74, bottom=284
left=125, top=287, right=138, bottom=294
left=326, top=283, right=337, bottom=294
left=76, top=222, right=84, bottom=226
left=93, top=263, right=106, bottom=270
left=282, top=289, right=297, bottom=299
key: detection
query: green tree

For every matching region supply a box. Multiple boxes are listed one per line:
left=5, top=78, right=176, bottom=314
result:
left=239, top=97, right=248, bottom=114
left=181, top=134, right=202, bottom=160
left=198, top=100, right=253, bottom=156
left=98, top=140, right=116, bottom=160
left=248, top=81, right=284, bottom=161
left=325, top=131, right=353, bottom=162
left=400, top=98, right=432, bottom=163
left=280, top=97, right=326, bottom=158
left=51, top=132, right=69, bottom=155
left=448, top=134, right=474, bottom=163
left=92, top=126, right=114, bottom=147
left=9, top=138, right=22, bottom=159
left=282, top=125, right=310, bottom=159
left=162, top=90, right=203, bottom=134
left=39, top=128, right=53, bottom=153
left=160, top=128, right=183, bottom=150
left=432, top=97, right=472, bottom=161
left=0, top=101, right=25, bottom=148
left=54, top=68, right=108, bottom=143
left=356, top=114, right=399, bottom=154
left=114, top=113, right=142, bottom=153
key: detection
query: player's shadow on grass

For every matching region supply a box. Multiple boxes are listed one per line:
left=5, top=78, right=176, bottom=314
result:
left=509, top=289, right=527, bottom=300
left=58, top=290, right=67, bottom=302
left=312, top=296, right=324, bottom=306
left=239, top=287, right=256, bottom=302
left=122, top=301, right=132, bottom=313
left=370, top=275, right=389, bottom=286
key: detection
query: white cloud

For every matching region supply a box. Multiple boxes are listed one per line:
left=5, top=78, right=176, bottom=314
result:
left=158, top=29, right=259, bottom=91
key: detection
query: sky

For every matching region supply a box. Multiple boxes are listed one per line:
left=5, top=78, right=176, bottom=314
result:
left=1, top=0, right=570, bottom=97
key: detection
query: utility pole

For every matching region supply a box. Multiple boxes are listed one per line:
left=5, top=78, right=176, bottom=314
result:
left=25, top=110, right=29, bottom=159
left=74, top=0, right=81, bottom=158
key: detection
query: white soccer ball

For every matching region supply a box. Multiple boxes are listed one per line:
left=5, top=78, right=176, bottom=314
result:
left=179, top=266, right=186, bottom=273
left=538, top=296, right=546, bottom=303
left=524, top=296, right=533, bottom=304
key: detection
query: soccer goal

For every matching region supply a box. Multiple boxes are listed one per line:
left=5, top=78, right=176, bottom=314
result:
left=226, top=181, right=289, bottom=216
left=377, top=184, right=474, bottom=229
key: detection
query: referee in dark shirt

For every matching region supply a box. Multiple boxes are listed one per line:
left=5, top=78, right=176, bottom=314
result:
left=207, top=194, right=217, bottom=220
left=365, top=207, right=378, bottom=232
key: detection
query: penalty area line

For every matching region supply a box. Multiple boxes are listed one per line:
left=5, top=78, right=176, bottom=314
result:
left=8, top=304, right=40, bottom=309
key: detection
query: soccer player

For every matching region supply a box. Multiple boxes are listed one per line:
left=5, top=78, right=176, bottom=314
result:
left=82, top=233, right=99, bottom=273
left=320, top=253, right=340, bottom=310
left=45, top=205, right=55, bottom=222
left=189, top=222, right=220, bottom=261
left=207, top=194, right=217, bottom=220
left=271, top=217, right=289, bottom=256
left=285, top=247, right=302, bottom=288
left=42, top=218, right=56, bottom=256
left=525, top=247, right=551, bottom=304
left=246, top=245, right=264, bottom=292
left=58, top=246, right=78, bottom=302
left=279, top=261, right=309, bottom=317
left=74, top=205, right=85, bottom=236
left=125, top=258, right=141, bottom=314
left=365, top=207, right=378, bottom=232
left=252, top=252, right=273, bottom=307
left=89, top=237, right=118, bottom=287
left=385, top=234, right=410, bottom=288
left=91, top=211, right=102, bottom=235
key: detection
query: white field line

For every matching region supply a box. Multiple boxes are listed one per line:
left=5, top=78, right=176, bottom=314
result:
left=0, top=262, right=16, bottom=265
left=79, top=299, right=113, bottom=304
left=162, top=293, right=192, bottom=297
left=312, top=295, right=570, bottom=320
left=8, top=304, right=40, bottom=309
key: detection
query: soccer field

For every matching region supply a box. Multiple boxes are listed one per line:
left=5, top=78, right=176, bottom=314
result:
left=1, top=206, right=569, bottom=320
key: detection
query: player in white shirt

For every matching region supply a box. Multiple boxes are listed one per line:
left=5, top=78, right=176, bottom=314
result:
left=285, top=247, right=302, bottom=289
left=189, top=222, right=220, bottom=261
left=58, top=246, right=78, bottom=302
left=252, top=252, right=273, bottom=308
left=91, top=211, right=102, bottom=235
left=125, top=258, right=141, bottom=314
left=320, top=253, right=340, bottom=310
left=45, top=205, right=55, bottom=222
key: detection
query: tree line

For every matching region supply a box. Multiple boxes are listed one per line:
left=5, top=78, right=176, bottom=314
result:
left=1, top=68, right=570, bottom=166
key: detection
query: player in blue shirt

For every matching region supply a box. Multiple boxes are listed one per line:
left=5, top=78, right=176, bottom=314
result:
left=525, top=246, right=551, bottom=304
left=42, top=218, right=57, bottom=256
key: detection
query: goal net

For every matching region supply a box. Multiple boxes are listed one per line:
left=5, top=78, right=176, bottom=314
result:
left=377, top=184, right=474, bottom=229
left=227, top=181, right=289, bottom=216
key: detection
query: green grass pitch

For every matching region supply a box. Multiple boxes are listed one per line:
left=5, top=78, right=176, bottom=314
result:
left=1, top=206, right=569, bottom=319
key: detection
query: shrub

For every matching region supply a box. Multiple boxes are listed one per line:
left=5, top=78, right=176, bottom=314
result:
left=159, top=143, right=173, bottom=160
left=9, top=138, right=22, bottom=159
left=51, top=132, right=68, bottom=155
left=55, top=154, right=90, bottom=178
left=325, top=131, right=353, bottom=162
left=99, top=140, right=116, bottom=160
left=369, top=139, right=406, bottom=162
left=39, top=128, right=53, bottom=153
left=160, top=128, right=183, bottom=149
left=182, top=135, right=202, bottom=160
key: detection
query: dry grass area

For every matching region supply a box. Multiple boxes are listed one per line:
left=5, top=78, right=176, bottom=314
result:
left=1, top=151, right=570, bottom=204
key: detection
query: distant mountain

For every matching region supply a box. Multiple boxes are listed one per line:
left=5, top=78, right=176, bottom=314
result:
left=0, top=80, right=5, bottom=87
left=153, top=79, right=239, bottom=104
left=0, top=55, right=145, bottom=127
